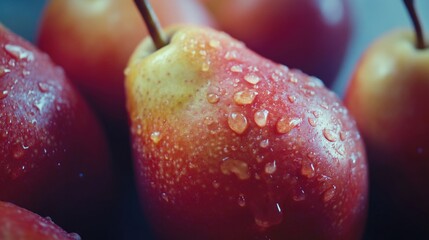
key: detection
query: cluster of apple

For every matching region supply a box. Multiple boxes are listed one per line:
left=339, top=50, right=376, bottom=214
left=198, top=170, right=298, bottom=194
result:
left=0, top=0, right=427, bottom=239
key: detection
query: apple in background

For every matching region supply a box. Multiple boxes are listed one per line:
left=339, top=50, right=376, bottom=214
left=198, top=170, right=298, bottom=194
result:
left=0, top=24, right=115, bottom=239
left=37, top=0, right=215, bottom=127
left=344, top=1, right=429, bottom=238
left=0, top=201, right=80, bottom=240
left=200, top=0, right=352, bottom=87
left=125, top=2, right=368, bottom=239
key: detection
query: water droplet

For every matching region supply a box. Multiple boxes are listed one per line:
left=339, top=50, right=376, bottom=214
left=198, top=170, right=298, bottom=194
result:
left=233, top=89, right=258, bottom=105
left=288, top=95, right=296, bottom=103
left=254, top=202, right=283, bottom=229
left=201, top=62, right=210, bottom=72
left=33, top=99, right=46, bottom=112
left=209, top=39, right=221, bottom=48
left=309, top=76, right=324, bottom=87
left=301, top=160, right=315, bottom=178
left=135, top=124, right=142, bottom=135
left=293, top=188, right=306, bottom=201
left=0, top=90, right=8, bottom=100
left=264, top=161, right=277, bottom=174
left=238, top=193, right=246, bottom=207
left=220, top=158, right=250, bottom=180
left=38, top=82, right=49, bottom=93
left=312, top=110, right=320, bottom=118
left=206, top=93, right=220, bottom=104
left=307, top=152, right=317, bottom=159
left=276, top=117, right=302, bottom=134
left=323, top=185, right=336, bottom=202
left=308, top=117, right=317, bottom=127
left=224, top=51, right=237, bottom=60
left=67, top=233, right=82, bottom=240
left=244, top=73, right=261, bottom=85
left=0, top=67, right=11, bottom=77
left=230, top=65, right=243, bottom=73
left=254, top=109, right=269, bottom=127
left=339, top=131, right=346, bottom=141
left=323, top=129, right=337, bottom=142
left=199, top=50, right=207, bottom=56
left=289, top=75, right=299, bottom=83
left=320, top=102, right=329, bottom=110
left=124, top=67, right=131, bottom=76
left=161, top=192, right=169, bottom=202
left=228, top=112, right=248, bottom=134
left=271, top=73, right=281, bottom=82
left=260, top=139, right=269, bottom=148
left=335, top=144, right=345, bottom=156
left=5, top=44, right=34, bottom=61
left=212, top=180, right=220, bottom=189
left=150, top=131, right=162, bottom=144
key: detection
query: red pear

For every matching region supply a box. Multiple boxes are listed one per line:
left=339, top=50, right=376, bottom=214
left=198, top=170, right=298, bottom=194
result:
left=0, top=24, right=115, bottom=239
left=125, top=3, right=368, bottom=238
left=344, top=1, right=429, bottom=238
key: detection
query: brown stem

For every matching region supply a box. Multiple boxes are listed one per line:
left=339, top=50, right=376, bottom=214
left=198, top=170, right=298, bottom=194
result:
left=134, top=0, right=167, bottom=49
left=403, top=0, right=426, bottom=49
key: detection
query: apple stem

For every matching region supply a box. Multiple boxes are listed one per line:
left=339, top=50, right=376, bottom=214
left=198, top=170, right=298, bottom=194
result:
left=403, top=0, right=426, bottom=49
left=134, top=0, right=167, bottom=49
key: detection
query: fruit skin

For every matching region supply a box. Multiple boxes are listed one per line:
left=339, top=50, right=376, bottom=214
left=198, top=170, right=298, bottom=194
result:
left=201, top=0, right=352, bottom=87
left=0, top=201, right=80, bottom=240
left=126, top=26, right=367, bottom=240
left=344, top=29, right=429, bottom=238
left=37, top=0, right=215, bottom=125
left=0, top=24, right=115, bottom=238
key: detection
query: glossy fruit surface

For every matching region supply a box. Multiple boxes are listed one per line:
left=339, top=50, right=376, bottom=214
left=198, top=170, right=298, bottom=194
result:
left=0, top=24, right=115, bottom=238
left=0, top=201, right=80, bottom=240
left=202, top=0, right=352, bottom=86
left=37, top=0, right=215, bottom=125
left=126, top=26, right=368, bottom=240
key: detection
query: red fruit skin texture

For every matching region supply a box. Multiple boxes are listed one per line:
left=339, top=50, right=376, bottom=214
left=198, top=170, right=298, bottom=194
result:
left=127, top=27, right=368, bottom=240
left=0, top=201, right=80, bottom=240
left=204, top=0, right=352, bottom=87
left=0, top=25, right=115, bottom=237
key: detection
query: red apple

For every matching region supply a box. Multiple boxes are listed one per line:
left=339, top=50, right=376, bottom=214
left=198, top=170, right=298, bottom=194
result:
left=0, top=24, right=115, bottom=238
left=0, top=201, right=80, bottom=240
left=344, top=1, right=429, bottom=238
left=125, top=3, right=368, bottom=239
left=37, top=0, right=215, bottom=126
left=201, top=0, right=352, bottom=87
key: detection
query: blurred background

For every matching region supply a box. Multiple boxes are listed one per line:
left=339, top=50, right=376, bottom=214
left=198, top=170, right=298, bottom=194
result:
left=1, top=0, right=429, bottom=96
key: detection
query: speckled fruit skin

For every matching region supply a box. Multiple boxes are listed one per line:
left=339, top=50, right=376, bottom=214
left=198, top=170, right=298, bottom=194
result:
left=201, top=0, right=352, bottom=87
left=126, top=26, right=367, bottom=240
left=0, top=201, right=80, bottom=240
left=345, top=30, right=429, bottom=239
left=0, top=25, right=115, bottom=238
left=37, top=0, right=215, bottom=126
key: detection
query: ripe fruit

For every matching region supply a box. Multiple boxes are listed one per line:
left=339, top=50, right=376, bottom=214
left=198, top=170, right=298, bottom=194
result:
left=125, top=2, right=368, bottom=239
left=37, top=0, right=215, bottom=125
left=0, top=201, right=80, bottom=240
left=344, top=0, right=429, bottom=238
left=0, top=24, right=115, bottom=238
left=201, top=0, right=352, bottom=87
